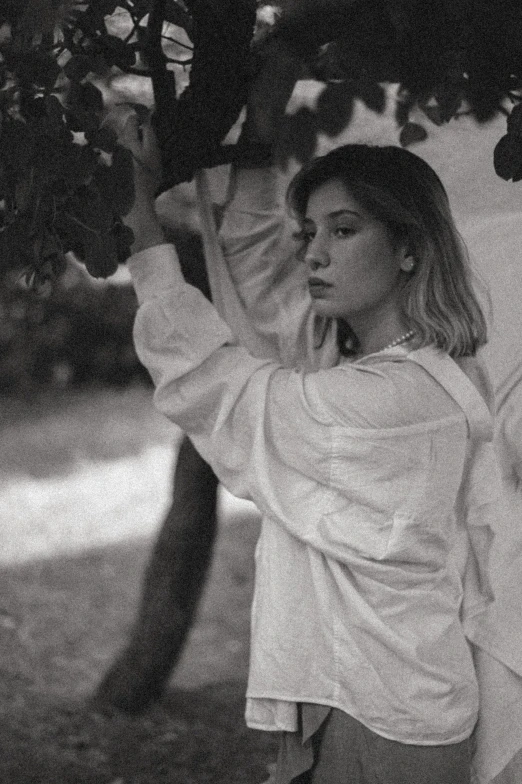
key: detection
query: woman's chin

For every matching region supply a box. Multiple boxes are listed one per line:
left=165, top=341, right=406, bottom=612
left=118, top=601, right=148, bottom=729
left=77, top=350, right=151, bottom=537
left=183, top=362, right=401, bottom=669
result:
left=310, top=299, right=344, bottom=319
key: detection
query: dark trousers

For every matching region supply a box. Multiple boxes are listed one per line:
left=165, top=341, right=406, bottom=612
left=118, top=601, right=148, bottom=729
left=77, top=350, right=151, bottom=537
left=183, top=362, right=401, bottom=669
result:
left=278, top=708, right=472, bottom=784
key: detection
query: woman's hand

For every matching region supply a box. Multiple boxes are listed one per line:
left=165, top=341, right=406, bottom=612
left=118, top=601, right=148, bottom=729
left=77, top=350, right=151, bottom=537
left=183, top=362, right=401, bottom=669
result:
left=105, top=105, right=165, bottom=254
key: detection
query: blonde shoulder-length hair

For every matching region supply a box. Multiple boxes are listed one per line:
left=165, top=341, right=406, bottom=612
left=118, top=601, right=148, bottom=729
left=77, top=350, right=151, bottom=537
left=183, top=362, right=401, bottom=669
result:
left=287, top=144, right=488, bottom=358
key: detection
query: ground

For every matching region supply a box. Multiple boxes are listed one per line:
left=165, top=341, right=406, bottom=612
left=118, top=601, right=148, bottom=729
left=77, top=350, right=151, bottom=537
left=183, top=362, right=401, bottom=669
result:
left=0, top=386, right=277, bottom=784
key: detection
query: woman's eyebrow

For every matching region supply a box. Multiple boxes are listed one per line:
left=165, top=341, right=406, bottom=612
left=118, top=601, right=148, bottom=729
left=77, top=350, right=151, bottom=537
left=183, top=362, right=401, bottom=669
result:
left=328, top=209, right=361, bottom=219
left=303, top=209, right=361, bottom=223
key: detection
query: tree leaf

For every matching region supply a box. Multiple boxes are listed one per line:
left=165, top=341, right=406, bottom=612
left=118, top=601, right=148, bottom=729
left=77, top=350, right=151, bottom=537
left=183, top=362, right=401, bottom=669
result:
left=98, top=0, right=121, bottom=15
left=437, top=88, right=464, bottom=122
left=15, top=51, right=61, bottom=90
left=83, top=231, right=119, bottom=278
left=86, top=126, right=118, bottom=152
left=17, top=0, right=66, bottom=38
left=356, top=79, right=386, bottom=114
left=163, top=0, right=193, bottom=32
left=394, top=92, right=414, bottom=127
left=92, top=144, right=135, bottom=217
left=103, top=34, right=137, bottom=69
left=1, top=118, right=35, bottom=173
left=14, top=169, right=33, bottom=212
left=507, top=102, right=522, bottom=138
left=74, top=81, right=104, bottom=115
left=399, top=121, right=428, bottom=147
left=64, top=54, right=94, bottom=82
left=44, top=94, right=65, bottom=125
left=0, top=223, right=23, bottom=271
left=112, top=222, right=135, bottom=264
left=493, top=133, right=522, bottom=182
left=421, top=103, right=444, bottom=126
left=67, top=82, right=104, bottom=133
left=316, top=82, right=354, bottom=137
left=56, top=144, right=98, bottom=191
left=421, top=90, right=463, bottom=126
left=52, top=211, right=86, bottom=258
left=55, top=200, right=118, bottom=278
left=276, top=107, right=319, bottom=166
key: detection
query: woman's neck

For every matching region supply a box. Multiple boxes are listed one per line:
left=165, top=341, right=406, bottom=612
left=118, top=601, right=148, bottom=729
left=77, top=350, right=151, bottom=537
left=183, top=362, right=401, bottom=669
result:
left=350, top=311, right=411, bottom=357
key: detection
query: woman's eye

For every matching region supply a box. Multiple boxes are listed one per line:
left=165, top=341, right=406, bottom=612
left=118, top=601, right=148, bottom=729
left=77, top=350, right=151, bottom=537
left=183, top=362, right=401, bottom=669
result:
left=334, top=226, right=355, bottom=238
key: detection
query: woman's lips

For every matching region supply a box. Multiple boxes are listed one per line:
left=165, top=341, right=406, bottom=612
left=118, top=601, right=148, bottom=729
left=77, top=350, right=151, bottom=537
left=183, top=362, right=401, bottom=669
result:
left=308, top=278, right=332, bottom=296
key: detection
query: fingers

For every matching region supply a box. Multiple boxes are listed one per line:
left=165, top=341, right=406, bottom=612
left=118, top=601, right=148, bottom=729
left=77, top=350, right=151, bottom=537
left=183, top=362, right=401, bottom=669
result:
left=103, top=105, right=143, bottom=155
left=103, top=104, right=136, bottom=137
left=140, top=117, right=162, bottom=168
left=119, top=113, right=142, bottom=156
left=103, top=105, right=163, bottom=196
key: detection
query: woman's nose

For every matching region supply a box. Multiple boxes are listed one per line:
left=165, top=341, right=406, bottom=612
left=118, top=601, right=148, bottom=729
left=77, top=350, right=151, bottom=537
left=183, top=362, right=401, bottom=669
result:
left=304, top=238, right=330, bottom=270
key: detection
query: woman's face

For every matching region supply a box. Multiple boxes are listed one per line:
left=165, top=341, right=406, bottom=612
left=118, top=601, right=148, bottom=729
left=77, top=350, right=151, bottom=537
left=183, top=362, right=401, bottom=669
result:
left=301, top=178, right=409, bottom=324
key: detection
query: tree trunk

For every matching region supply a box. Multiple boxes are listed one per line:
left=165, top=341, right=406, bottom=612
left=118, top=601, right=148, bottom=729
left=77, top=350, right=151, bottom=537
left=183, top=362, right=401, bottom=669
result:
left=94, top=435, right=219, bottom=713
left=94, top=228, right=217, bottom=714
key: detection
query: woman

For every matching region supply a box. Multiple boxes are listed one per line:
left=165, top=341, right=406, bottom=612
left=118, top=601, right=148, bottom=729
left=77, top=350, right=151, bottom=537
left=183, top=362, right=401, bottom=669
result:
left=120, top=114, right=503, bottom=783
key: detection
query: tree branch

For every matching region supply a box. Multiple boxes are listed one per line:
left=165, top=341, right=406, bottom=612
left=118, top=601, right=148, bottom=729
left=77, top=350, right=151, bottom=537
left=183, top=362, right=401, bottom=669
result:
left=146, top=0, right=177, bottom=108
left=161, top=34, right=193, bottom=51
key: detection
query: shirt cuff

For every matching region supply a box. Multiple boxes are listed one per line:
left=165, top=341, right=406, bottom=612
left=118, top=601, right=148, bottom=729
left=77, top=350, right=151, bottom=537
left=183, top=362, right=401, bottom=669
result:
left=127, top=243, right=184, bottom=305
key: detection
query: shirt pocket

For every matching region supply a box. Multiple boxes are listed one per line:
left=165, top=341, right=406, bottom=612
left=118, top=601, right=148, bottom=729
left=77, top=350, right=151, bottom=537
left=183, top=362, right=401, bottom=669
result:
left=317, top=429, right=441, bottom=565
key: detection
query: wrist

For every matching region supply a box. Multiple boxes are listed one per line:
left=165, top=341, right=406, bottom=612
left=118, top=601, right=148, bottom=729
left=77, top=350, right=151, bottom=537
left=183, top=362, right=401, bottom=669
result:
left=128, top=225, right=166, bottom=255
left=124, top=203, right=165, bottom=254
left=126, top=219, right=165, bottom=255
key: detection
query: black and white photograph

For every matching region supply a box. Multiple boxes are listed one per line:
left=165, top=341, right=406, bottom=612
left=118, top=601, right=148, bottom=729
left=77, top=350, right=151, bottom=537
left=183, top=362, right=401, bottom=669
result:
left=1, top=2, right=522, bottom=782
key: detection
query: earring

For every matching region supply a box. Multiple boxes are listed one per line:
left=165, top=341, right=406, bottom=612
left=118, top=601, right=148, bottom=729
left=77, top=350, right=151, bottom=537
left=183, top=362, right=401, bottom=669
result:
left=401, top=258, right=415, bottom=273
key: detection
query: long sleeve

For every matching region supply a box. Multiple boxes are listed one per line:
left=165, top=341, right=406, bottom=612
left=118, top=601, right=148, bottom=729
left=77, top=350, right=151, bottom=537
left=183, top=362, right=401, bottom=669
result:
left=128, top=242, right=340, bottom=520
left=198, top=166, right=338, bottom=369
left=128, top=242, right=332, bottom=518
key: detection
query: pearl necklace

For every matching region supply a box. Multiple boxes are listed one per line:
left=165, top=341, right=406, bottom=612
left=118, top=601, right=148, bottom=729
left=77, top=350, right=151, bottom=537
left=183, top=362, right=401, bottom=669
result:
left=345, top=330, right=416, bottom=358
left=379, top=329, right=415, bottom=352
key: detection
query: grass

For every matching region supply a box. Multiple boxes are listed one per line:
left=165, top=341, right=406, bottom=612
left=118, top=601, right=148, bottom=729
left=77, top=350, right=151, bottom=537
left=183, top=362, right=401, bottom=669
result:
left=0, top=530, right=276, bottom=784
left=0, top=385, right=276, bottom=783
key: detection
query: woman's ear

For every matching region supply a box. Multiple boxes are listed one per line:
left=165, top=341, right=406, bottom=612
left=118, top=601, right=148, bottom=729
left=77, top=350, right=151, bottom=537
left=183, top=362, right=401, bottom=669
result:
left=400, top=254, right=416, bottom=273
left=393, top=227, right=416, bottom=273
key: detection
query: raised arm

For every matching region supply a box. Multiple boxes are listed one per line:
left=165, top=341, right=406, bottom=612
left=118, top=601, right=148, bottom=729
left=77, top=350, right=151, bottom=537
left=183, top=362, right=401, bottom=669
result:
left=200, top=162, right=336, bottom=368
left=128, top=242, right=337, bottom=551
left=197, top=36, right=337, bottom=369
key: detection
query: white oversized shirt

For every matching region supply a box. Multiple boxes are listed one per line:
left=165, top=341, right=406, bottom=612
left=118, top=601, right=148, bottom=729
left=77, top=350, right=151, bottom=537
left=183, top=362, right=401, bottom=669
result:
left=128, top=165, right=500, bottom=747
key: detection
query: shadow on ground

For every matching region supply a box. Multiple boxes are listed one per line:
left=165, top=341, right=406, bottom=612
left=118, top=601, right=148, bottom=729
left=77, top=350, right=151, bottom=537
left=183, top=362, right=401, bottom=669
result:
left=0, top=501, right=273, bottom=783
left=0, top=679, right=277, bottom=784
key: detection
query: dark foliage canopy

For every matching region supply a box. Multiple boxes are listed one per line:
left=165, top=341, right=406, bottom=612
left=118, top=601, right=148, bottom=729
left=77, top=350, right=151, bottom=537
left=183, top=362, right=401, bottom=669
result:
left=0, top=0, right=521, bottom=284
